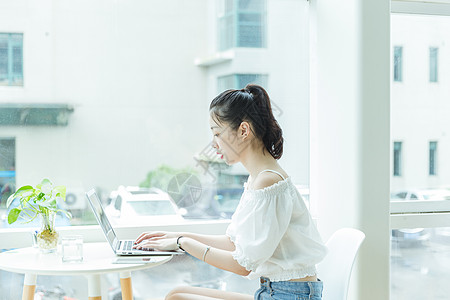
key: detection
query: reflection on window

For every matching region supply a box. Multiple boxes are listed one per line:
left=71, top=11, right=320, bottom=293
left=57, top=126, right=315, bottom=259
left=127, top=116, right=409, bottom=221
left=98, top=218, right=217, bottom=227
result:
left=429, top=47, right=438, bottom=83
left=0, top=33, right=23, bottom=86
left=391, top=227, right=450, bottom=299
left=393, top=46, right=403, bottom=82
left=0, top=1, right=310, bottom=228
left=429, top=141, right=437, bottom=176
left=218, top=73, right=268, bottom=92
left=393, top=141, right=402, bottom=176
left=218, top=0, right=267, bottom=50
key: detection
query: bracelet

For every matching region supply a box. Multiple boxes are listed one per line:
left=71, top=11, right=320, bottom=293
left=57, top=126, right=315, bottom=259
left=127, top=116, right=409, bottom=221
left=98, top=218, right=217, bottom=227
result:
left=176, top=236, right=185, bottom=251
left=202, top=246, right=211, bottom=262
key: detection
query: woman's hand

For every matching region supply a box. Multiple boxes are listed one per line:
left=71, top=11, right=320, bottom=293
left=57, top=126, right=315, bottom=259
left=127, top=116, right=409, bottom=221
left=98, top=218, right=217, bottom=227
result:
left=133, top=231, right=180, bottom=251
left=133, top=236, right=178, bottom=251
left=135, top=231, right=179, bottom=244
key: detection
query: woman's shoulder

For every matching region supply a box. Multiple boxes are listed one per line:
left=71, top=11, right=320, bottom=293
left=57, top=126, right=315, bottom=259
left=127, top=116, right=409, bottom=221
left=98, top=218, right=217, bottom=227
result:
left=245, top=174, right=292, bottom=198
left=252, top=171, right=286, bottom=190
left=248, top=169, right=288, bottom=189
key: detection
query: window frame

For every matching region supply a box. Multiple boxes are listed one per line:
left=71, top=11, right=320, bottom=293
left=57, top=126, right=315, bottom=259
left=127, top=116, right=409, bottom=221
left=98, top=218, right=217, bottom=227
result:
left=390, top=0, right=450, bottom=229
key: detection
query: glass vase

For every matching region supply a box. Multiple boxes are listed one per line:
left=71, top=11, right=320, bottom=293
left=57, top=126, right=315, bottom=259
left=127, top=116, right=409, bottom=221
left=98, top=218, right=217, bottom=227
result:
left=36, top=212, right=59, bottom=253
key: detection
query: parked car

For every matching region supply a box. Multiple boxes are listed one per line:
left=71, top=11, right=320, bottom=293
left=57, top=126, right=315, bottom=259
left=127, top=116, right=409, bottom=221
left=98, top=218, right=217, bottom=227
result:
left=105, top=186, right=185, bottom=225
left=389, top=188, right=450, bottom=245
left=391, top=188, right=450, bottom=201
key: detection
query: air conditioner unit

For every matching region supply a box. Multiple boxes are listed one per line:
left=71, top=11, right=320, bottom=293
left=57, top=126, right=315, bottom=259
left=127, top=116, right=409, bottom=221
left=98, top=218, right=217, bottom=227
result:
left=59, top=188, right=87, bottom=210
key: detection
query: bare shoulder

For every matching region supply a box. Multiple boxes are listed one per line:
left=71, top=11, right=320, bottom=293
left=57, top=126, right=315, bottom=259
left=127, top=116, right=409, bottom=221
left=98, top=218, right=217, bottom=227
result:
left=252, top=171, right=288, bottom=190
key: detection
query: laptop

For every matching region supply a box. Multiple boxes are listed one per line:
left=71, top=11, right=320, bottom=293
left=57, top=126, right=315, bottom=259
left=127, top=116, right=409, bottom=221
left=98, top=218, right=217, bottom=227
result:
left=86, top=188, right=183, bottom=256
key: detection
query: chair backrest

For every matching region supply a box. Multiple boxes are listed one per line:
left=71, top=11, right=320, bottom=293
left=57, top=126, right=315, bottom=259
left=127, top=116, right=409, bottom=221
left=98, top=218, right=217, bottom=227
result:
left=317, top=228, right=365, bottom=300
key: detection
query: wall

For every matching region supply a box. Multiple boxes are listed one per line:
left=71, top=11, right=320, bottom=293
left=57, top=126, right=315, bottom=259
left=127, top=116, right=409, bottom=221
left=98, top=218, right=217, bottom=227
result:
left=311, top=0, right=391, bottom=299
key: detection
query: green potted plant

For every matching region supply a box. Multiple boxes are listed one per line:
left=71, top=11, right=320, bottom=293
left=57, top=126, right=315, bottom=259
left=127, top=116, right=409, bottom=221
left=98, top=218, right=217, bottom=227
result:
left=6, top=178, right=71, bottom=253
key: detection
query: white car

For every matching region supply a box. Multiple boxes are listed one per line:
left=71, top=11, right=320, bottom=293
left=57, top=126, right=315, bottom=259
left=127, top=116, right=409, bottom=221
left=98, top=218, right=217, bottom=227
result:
left=391, top=188, right=450, bottom=201
left=390, top=188, right=450, bottom=244
left=105, top=186, right=185, bottom=225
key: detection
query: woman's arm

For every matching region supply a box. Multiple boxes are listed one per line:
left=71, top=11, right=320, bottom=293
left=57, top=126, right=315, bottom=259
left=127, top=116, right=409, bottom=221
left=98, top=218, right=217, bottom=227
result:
left=134, top=231, right=235, bottom=251
left=178, top=232, right=235, bottom=251
left=134, top=233, right=248, bottom=276
left=179, top=237, right=250, bottom=276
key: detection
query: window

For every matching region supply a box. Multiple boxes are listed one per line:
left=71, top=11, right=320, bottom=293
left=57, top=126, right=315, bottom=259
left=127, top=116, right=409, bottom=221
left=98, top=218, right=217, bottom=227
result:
left=217, top=73, right=268, bottom=91
left=0, top=0, right=309, bottom=228
left=390, top=9, right=450, bottom=300
left=429, top=141, right=437, bottom=175
left=429, top=47, right=438, bottom=82
left=393, top=141, right=402, bottom=176
left=0, top=138, right=15, bottom=206
left=0, top=33, right=23, bottom=86
left=218, top=0, right=267, bottom=50
left=393, top=46, right=403, bottom=82
left=0, top=0, right=307, bottom=297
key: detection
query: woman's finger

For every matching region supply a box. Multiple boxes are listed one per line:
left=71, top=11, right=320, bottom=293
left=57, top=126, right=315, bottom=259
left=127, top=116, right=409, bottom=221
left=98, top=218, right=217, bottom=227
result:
left=135, top=231, right=164, bottom=243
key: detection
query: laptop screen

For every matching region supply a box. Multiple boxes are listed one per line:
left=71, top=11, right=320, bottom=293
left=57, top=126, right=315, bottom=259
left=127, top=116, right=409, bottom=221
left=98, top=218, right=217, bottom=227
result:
left=85, top=189, right=118, bottom=249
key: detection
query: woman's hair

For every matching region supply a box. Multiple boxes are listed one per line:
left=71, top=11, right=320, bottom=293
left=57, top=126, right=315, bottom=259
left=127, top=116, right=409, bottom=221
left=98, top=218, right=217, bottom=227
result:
left=209, top=84, right=283, bottom=159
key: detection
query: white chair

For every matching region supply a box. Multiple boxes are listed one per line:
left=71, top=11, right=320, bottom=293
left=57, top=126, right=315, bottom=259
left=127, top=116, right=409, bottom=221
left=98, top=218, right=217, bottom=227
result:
left=317, top=228, right=365, bottom=300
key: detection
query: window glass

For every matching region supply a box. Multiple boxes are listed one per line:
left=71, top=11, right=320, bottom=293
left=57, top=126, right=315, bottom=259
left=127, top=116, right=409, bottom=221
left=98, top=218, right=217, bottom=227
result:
left=429, top=47, right=438, bottom=82
left=393, top=141, right=402, bottom=176
left=218, top=74, right=268, bottom=92
left=391, top=227, right=450, bottom=299
left=219, top=0, right=266, bottom=50
left=0, top=33, right=23, bottom=86
left=393, top=46, right=403, bottom=82
left=0, top=0, right=310, bottom=228
left=391, top=12, right=450, bottom=299
left=429, top=141, right=437, bottom=175
left=0, top=138, right=15, bottom=205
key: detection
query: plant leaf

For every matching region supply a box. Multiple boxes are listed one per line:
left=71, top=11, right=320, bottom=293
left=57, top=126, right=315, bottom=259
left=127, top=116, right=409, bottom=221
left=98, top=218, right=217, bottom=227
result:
left=6, top=193, right=16, bottom=208
left=40, top=178, right=52, bottom=186
left=12, top=185, right=34, bottom=198
left=8, top=208, right=21, bottom=224
left=54, top=185, right=66, bottom=200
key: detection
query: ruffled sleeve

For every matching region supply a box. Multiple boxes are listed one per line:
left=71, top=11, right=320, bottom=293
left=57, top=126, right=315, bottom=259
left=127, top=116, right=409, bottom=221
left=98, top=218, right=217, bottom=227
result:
left=226, top=182, right=294, bottom=272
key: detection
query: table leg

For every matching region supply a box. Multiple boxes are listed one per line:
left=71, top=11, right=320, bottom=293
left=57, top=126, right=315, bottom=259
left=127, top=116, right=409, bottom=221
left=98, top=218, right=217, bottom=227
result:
left=120, top=271, right=133, bottom=300
left=22, top=273, right=37, bottom=300
left=87, top=274, right=102, bottom=300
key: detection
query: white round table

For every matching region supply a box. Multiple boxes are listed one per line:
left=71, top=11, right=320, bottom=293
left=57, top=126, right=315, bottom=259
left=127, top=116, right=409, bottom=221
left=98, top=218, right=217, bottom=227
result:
left=0, top=242, right=172, bottom=300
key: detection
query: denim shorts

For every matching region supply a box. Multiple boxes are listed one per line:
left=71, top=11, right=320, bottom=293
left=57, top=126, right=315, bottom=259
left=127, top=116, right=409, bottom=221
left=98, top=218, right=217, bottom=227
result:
left=254, top=277, right=323, bottom=300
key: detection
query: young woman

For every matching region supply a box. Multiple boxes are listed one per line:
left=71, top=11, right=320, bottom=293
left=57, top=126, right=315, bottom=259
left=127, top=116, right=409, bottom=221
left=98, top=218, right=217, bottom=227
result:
left=134, top=84, right=327, bottom=300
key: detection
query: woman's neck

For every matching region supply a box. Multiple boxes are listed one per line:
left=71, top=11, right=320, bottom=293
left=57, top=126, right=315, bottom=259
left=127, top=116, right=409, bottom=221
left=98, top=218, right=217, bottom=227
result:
left=240, top=146, right=279, bottom=178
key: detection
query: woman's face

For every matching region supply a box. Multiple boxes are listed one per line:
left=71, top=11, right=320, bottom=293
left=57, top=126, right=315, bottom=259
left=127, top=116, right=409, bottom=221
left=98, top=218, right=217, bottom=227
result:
left=209, top=116, right=245, bottom=165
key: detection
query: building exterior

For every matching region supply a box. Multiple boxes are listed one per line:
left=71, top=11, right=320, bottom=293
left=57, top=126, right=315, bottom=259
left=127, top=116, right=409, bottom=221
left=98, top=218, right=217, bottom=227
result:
left=391, top=13, right=450, bottom=191
left=0, top=0, right=311, bottom=212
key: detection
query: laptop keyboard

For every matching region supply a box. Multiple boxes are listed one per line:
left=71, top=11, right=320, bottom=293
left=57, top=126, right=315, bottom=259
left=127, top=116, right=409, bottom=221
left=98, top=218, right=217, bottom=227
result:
left=121, top=240, right=134, bottom=251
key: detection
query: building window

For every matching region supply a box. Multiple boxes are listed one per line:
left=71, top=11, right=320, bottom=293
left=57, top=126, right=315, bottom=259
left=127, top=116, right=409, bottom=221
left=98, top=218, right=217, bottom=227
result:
left=393, top=141, right=402, bottom=176
left=218, top=0, right=267, bottom=51
left=393, top=46, right=403, bottom=82
left=429, top=47, right=438, bottom=83
left=0, top=138, right=15, bottom=205
left=0, top=33, right=23, bottom=86
left=218, top=73, right=268, bottom=92
left=429, top=141, right=437, bottom=175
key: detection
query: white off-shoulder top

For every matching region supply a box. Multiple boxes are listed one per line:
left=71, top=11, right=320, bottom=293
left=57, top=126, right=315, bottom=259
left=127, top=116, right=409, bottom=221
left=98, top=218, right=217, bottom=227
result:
left=226, top=170, right=327, bottom=282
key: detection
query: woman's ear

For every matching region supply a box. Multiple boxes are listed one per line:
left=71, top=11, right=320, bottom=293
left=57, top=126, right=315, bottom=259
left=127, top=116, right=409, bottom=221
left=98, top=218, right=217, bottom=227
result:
left=240, top=121, right=251, bottom=140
